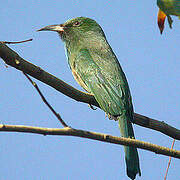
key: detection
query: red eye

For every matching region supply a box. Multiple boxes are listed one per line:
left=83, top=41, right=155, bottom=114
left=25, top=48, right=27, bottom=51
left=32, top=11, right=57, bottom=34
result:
left=74, top=21, right=81, bottom=26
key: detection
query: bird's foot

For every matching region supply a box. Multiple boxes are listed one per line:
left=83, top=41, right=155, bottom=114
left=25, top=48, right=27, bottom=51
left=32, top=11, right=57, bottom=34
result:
left=88, top=104, right=97, bottom=110
left=106, top=113, right=118, bottom=121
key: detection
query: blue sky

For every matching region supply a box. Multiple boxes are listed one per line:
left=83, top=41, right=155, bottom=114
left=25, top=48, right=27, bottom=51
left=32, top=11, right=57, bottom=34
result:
left=1, top=1, right=180, bottom=180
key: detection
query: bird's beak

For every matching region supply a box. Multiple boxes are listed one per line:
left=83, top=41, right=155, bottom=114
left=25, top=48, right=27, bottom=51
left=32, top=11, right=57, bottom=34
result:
left=157, top=9, right=166, bottom=34
left=37, top=24, right=64, bottom=32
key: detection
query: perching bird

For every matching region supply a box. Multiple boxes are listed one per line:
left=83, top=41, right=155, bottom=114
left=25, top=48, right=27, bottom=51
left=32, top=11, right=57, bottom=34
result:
left=157, top=0, right=180, bottom=34
left=38, top=17, right=141, bottom=180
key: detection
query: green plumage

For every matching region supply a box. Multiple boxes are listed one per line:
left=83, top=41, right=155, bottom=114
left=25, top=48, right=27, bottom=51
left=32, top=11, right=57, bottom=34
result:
left=157, top=0, right=180, bottom=17
left=38, top=17, right=141, bottom=180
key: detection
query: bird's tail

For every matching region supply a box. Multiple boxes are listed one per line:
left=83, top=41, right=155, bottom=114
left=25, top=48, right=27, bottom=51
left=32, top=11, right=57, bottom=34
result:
left=118, top=114, right=141, bottom=180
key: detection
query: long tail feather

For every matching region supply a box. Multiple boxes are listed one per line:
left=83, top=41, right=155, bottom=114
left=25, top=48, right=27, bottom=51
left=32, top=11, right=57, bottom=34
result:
left=118, top=115, right=141, bottom=180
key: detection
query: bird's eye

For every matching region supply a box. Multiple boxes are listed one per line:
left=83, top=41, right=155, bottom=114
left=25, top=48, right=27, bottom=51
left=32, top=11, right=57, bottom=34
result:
left=73, top=21, right=81, bottom=26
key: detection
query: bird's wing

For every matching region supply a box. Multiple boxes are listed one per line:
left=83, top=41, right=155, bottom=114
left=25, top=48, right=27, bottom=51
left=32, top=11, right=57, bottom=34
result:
left=73, top=48, right=133, bottom=117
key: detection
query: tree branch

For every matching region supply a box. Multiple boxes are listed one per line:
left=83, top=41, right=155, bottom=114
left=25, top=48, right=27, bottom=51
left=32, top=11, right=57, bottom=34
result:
left=0, top=42, right=180, bottom=140
left=0, top=124, right=180, bottom=159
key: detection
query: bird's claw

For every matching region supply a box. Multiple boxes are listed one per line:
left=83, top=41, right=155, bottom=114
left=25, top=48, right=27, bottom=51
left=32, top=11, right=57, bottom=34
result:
left=105, top=113, right=118, bottom=121
left=88, top=104, right=97, bottom=110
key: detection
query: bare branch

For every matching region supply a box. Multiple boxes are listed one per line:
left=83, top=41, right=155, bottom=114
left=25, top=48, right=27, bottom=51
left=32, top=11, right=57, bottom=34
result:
left=0, top=42, right=180, bottom=140
left=0, top=124, right=180, bottom=159
left=133, top=113, right=180, bottom=140
left=23, top=72, right=69, bottom=127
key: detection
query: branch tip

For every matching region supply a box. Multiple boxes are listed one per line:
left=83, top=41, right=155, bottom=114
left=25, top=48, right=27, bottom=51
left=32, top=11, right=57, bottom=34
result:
left=1, top=38, right=33, bottom=44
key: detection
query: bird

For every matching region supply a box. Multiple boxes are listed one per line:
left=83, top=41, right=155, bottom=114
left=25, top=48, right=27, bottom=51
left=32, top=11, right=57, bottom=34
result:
left=157, top=0, right=180, bottom=34
left=38, top=17, right=141, bottom=180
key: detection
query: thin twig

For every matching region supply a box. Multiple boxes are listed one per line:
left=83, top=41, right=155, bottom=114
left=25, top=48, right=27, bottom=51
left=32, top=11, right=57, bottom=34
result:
left=1, top=39, right=33, bottom=44
left=164, top=139, right=175, bottom=180
left=23, top=72, right=69, bottom=127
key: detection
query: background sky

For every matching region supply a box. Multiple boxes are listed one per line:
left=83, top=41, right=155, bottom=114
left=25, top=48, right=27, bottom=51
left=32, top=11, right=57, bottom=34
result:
left=1, top=1, right=180, bottom=180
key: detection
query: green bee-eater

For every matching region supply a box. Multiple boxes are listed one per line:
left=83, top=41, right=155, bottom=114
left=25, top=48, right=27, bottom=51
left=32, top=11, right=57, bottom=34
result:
left=157, top=0, right=180, bottom=33
left=38, top=17, right=141, bottom=180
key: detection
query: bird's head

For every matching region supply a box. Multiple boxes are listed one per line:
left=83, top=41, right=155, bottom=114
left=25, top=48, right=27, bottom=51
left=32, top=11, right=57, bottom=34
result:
left=37, top=17, right=104, bottom=42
